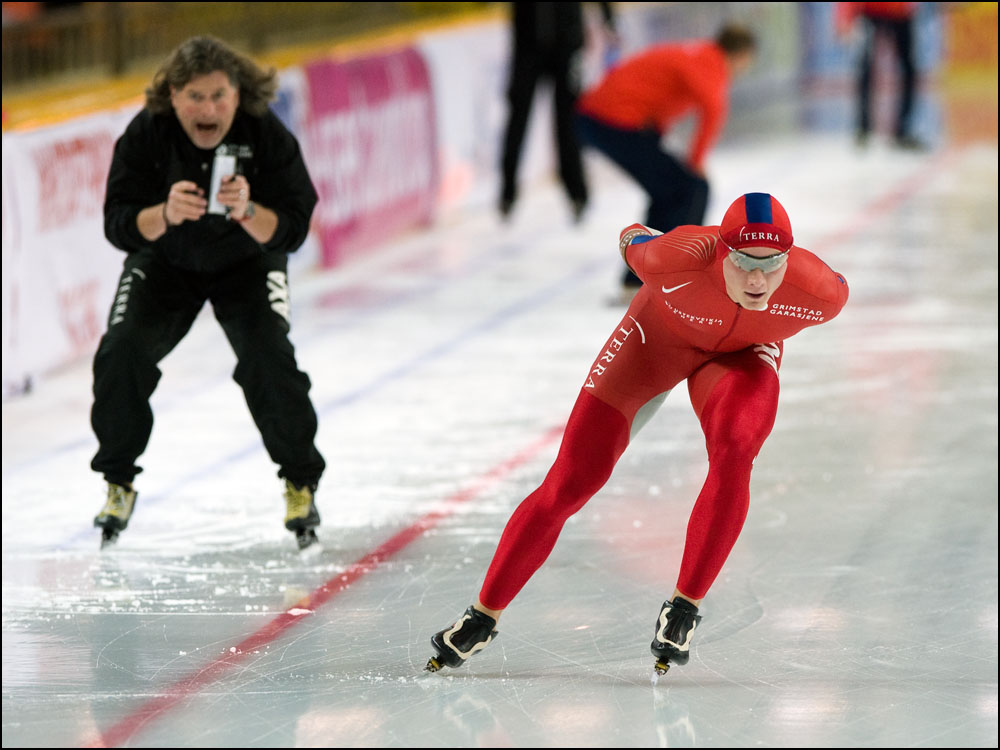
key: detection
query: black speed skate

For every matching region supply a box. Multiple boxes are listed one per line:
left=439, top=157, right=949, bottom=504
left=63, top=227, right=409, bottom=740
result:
left=283, top=480, right=320, bottom=550
left=651, top=597, right=702, bottom=676
left=425, top=606, right=498, bottom=672
left=94, top=482, right=138, bottom=548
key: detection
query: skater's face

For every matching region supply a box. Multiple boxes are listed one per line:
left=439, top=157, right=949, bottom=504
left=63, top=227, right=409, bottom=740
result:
left=723, top=246, right=788, bottom=310
left=171, top=70, right=240, bottom=150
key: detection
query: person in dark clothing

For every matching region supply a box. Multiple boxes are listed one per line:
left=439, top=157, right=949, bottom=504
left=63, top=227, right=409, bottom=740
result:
left=499, top=2, right=617, bottom=223
left=91, top=35, right=325, bottom=550
left=836, top=2, right=927, bottom=149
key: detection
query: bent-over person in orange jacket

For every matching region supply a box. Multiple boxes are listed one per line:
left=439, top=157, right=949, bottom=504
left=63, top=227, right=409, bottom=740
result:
left=574, top=24, right=757, bottom=298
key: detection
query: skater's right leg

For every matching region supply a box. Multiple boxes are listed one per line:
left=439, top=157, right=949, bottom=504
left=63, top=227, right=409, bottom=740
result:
left=427, top=391, right=629, bottom=672
left=210, top=252, right=325, bottom=548
left=90, top=251, right=202, bottom=536
left=478, top=390, right=630, bottom=611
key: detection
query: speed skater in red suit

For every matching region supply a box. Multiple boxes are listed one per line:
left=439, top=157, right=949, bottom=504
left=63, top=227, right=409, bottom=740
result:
left=425, top=192, right=850, bottom=675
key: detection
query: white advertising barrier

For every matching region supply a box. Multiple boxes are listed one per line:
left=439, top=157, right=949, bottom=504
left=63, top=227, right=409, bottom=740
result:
left=413, top=14, right=587, bottom=219
left=1, top=141, right=19, bottom=397
left=414, top=20, right=512, bottom=216
left=2, top=108, right=136, bottom=400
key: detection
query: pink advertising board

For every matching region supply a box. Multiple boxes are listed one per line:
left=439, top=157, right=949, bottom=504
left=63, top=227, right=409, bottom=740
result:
left=303, top=47, right=438, bottom=267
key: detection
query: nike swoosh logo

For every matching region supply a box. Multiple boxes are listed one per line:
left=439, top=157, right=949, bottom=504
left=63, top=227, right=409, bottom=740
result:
left=661, top=282, right=693, bottom=294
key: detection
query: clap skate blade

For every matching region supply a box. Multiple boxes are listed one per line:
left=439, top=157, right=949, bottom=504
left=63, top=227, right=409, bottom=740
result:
left=424, top=642, right=463, bottom=673
left=425, top=642, right=460, bottom=672
left=425, top=655, right=444, bottom=673
left=653, top=658, right=672, bottom=676
left=99, top=527, right=120, bottom=549
left=295, top=528, right=319, bottom=550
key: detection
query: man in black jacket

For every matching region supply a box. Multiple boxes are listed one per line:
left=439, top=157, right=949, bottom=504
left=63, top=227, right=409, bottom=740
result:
left=91, top=36, right=325, bottom=550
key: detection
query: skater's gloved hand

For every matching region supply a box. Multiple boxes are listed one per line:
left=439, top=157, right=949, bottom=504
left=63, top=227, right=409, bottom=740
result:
left=619, top=223, right=657, bottom=255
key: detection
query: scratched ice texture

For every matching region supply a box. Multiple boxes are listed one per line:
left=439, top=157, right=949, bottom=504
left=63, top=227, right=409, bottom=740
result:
left=3, top=76, right=998, bottom=748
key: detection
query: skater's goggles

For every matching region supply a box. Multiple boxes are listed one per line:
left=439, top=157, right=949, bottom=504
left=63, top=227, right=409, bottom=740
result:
left=726, top=248, right=789, bottom=273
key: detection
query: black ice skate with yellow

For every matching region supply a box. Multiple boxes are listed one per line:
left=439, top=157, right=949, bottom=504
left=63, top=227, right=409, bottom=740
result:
left=425, top=606, right=498, bottom=672
left=283, top=480, right=321, bottom=550
left=651, top=596, right=702, bottom=675
left=93, top=482, right=138, bottom=548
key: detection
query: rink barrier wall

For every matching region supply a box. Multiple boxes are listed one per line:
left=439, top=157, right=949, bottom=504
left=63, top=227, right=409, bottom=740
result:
left=1, top=2, right=803, bottom=401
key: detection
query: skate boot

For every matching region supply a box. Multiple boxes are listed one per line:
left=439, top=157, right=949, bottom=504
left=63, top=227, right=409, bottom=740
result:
left=284, top=480, right=320, bottom=550
left=650, top=596, right=702, bottom=676
left=425, top=606, right=498, bottom=672
left=94, top=482, right=138, bottom=548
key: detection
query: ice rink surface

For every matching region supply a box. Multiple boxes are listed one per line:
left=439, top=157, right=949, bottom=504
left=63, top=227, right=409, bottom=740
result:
left=3, top=80, right=998, bottom=747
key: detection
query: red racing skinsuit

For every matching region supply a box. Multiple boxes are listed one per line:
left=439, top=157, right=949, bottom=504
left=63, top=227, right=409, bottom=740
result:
left=479, top=224, right=850, bottom=609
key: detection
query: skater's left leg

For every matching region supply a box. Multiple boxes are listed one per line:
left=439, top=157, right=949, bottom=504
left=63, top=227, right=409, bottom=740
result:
left=677, top=342, right=783, bottom=600
left=888, top=16, right=918, bottom=143
left=856, top=18, right=877, bottom=142
left=210, top=253, right=325, bottom=543
left=211, top=253, right=325, bottom=486
left=650, top=342, right=782, bottom=671
left=552, top=53, right=588, bottom=216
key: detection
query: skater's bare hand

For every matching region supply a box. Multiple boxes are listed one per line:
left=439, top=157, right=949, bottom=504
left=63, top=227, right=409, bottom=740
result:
left=164, top=180, right=206, bottom=226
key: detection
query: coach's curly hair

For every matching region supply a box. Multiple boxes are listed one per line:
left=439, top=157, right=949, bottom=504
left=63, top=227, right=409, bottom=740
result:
left=145, top=36, right=278, bottom=117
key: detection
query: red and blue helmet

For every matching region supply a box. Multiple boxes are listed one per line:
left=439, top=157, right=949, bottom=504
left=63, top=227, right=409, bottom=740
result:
left=719, top=192, right=794, bottom=253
